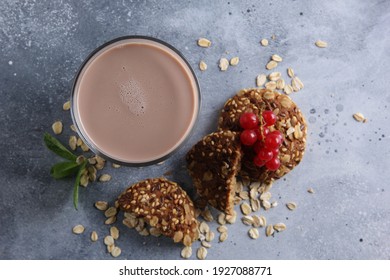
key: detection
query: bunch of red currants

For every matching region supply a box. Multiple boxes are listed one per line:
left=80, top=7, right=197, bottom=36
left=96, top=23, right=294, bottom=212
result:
left=239, top=111, right=283, bottom=171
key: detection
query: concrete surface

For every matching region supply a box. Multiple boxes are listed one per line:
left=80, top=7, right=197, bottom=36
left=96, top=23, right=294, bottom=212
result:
left=0, top=0, right=389, bottom=260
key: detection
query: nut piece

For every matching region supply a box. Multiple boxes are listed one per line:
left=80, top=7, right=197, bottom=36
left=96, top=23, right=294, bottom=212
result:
left=94, top=201, right=108, bottom=211
left=63, top=101, right=71, bottom=111
left=90, top=231, right=98, bottom=242
left=260, top=38, right=269, bottom=46
left=353, top=113, right=366, bottom=122
left=219, top=58, right=229, bottom=71
left=266, top=60, right=278, bottom=70
left=315, top=40, right=328, bottom=48
left=199, top=60, right=207, bottom=71
left=273, top=223, right=287, bottom=232
left=198, top=38, right=211, bottom=48
left=99, top=174, right=111, bottom=182
left=248, top=228, right=259, bottom=239
left=197, top=247, right=207, bottom=260
left=271, top=54, right=283, bottom=62
left=181, top=246, right=192, bottom=259
left=286, top=202, right=297, bottom=211
left=256, top=74, right=267, bottom=87
left=230, top=57, right=239, bottom=66
left=72, top=225, right=85, bottom=234
left=52, top=121, right=63, bottom=135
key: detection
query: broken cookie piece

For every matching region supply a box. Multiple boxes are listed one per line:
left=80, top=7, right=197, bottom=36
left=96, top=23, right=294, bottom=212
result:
left=117, top=178, right=199, bottom=246
left=186, top=130, right=242, bottom=215
left=218, top=88, right=307, bottom=183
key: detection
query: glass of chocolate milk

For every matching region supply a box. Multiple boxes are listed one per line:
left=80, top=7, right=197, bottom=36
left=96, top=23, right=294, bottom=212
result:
left=71, top=36, right=200, bottom=165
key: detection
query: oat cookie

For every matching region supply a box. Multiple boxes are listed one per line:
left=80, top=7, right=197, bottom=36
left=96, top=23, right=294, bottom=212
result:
left=218, top=88, right=307, bottom=182
left=186, top=130, right=242, bottom=215
left=117, top=178, right=199, bottom=246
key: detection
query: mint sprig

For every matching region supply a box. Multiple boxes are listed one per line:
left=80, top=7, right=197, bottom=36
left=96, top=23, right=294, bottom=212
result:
left=44, top=132, right=87, bottom=209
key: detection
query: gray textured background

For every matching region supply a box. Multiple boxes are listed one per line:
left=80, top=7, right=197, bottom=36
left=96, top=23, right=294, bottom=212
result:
left=1, top=0, right=389, bottom=260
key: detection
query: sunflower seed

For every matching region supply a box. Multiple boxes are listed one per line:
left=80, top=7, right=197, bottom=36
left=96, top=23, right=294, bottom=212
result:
left=260, top=38, right=269, bottom=46
left=276, top=79, right=285, bottom=90
left=111, top=247, right=121, bottom=258
left=273, top=223, right=287, bottom=232
left=52, top=121, right=63, bottom=135
left=230, top=57, right=239, bottom=66
left=94, top=201, right=108, bottom=211
left=307, top=188, right=315, bottom=194
left=266, top=60, right=278, bottom=70
left=353, top=113, right=366, bottom=122
left=105, top=216, right=117, bottom=225
left=217, top=226, right=227, bottom=233
left=199, top=60, right=207, bottom=71
left=240, top=202, right=252, bottom=215
left=72, top=225, right=85, bottom=234
left=63, top=101, right=71, bottom=111
left=286, top=202, right=297, bottom=210
left=248, top=228, right=259, bottom=239
left=181, top=246, right=192, bottom=259
left=198, top=38, right=211, bottom=48
left=197, top=247, right=207, bottom=260
left=219, top=232, right=228, bottom=242
left=99, top=174, right=111, bottom=182
left=287, top=67, right=295, bottom=78
left=90, top=231, right=98, bottom=242
left=271, top=54, right=283, bottom=62
left=315, top=40, right=328, bottom=48
left=105, top=207, right=117, bottom=218
left=201, top=241, right=211, bottom=248
left=110, top=226, right=119, bottom=240
left=219, top=58, right=229, bottom=71
left=266, top=225, right=274, bottom=237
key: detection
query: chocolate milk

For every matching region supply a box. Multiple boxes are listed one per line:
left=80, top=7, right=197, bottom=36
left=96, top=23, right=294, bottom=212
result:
left=72, top=38, right=199, bottom=164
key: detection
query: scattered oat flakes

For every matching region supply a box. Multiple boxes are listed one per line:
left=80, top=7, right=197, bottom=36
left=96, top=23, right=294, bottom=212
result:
left=181, top=246, right=192, bottom=259
left=112, top=163, right=121, bottom=168
left=63, top=101, right=71, bottom=111
left=225, top=211, right=237, bottom=224
left=276, top=79, right=285, bottom=90
left=217, top=226, right=228, bottom=233
left=110, top=226, right=119, bottom=240
left=307, top=188, right=315, bottom=194
left=273, top=223, right=287, bottom=232
left=105, top=216, right=117, bottom=225
left=287, top=67, right=295, bottom=78
left=72, top=224, right=85, bottom=234
left=199, top=60, right=207, bottom=71
left=266, top=60, right=278, bottom=70
left=52, top=121, right=63, bottom=135
left=315, top=40, right=328, bottom=48
left=80, top=143, right=90, bottom=152
left=271, top=54, right=283, bottom=62
left=219, top=232, right=228, bottom=242
left=104, top=235, right=114, bottom=246
left=266, top=225, right=274, bottom=237
left=248, top=228, right=259, bottom=239
left=198, top=38, right=211, bottom=48
left=201, top=241, right=211, bottom=248
left=271, top=201, right=278, bottom=208
left=240, top=202, right=252, bottom=215
left=265, top=81, right=277, bottom=90
left=217, top=213, right=226, bottom=225
left=286, top=202, right=297, bottom=211
left=91, top=231, right=98, bottom=242
left=260, top=38, right=269, bottom=46
left=105, top=207, right=117, bottom=218
left=262, top=200, right=271, bottom=210
left=284, top=84, right=293, bottom=94
left=230, top=57, right=239, bottom=66
left=205, top=231, right=215, bottom=242
left=201, top=208, right=213, bottom=222
left=95, top=201, right=108, bottom=211
left=99, top=174, right=111, bottom=182
left=219, top=58, right=229, bottom=71
left=111, top=246, right=121, bottom=258
left=242, top=216, right=254, bottom=226
left=197, top=247, right=207, bottom=260
left=68, top=136, right=77, bottom=151
left=70, top=124, right=77, bottom=132
left=268, top=72, right=281, bottom=81
left=353, top=113, right=366, bottom=122
left=199, top=221, right=210, bottom=234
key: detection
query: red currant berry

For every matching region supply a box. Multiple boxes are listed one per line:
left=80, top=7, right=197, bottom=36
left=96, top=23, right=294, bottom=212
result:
left=269, top=130, right=283, bottom=141
left=239, top=112, right=259, bottom=130
left=240, top=129, right=257, bottom=146
left=265, top=157, right=281, bottom=171
left=257, top=148, right=273, bottom=162
left=253, top=141, right=264, bottom=154
left=271, top=148, right=279, bottom=157
left=264, top=133, right=282, bottom=149
left=253, top=156, right=265, bottom=167
left=262, top=110, right=277, bottom=126
left=255, top=126, right=270, bottom=141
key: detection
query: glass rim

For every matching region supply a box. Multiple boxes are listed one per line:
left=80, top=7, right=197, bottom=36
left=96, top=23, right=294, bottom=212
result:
left=70, top=35, right=201, bottom=166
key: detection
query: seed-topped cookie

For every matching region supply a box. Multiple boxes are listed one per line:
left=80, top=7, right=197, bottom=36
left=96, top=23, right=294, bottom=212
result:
left=218, top=88, right=307, bottom=182
left=117, top=178, right=199, bottom=246
left=186, top=130, right=242, bottom=215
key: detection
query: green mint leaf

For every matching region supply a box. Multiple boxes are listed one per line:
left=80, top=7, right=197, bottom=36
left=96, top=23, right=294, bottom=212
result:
left=50, top=161, right=80, bottom=179
left=73, top=161, right=87, bottom=210
left=44, top=132, right=77, bottom=161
